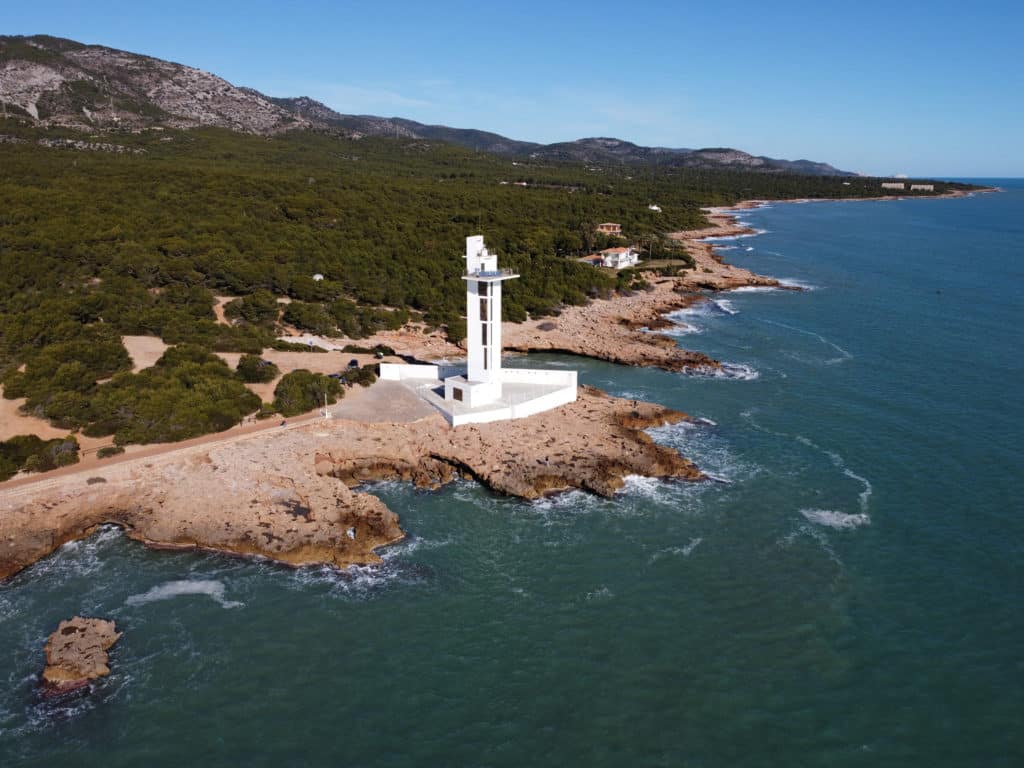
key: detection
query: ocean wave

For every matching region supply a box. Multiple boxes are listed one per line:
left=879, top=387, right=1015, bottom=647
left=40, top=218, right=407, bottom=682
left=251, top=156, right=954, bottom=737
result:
left=684, top=362, right=759, bottom=380
left=778, top=278, right=819, bottom=290
left=777, top=523, right=844, bottom=569
left=647, top=421, right=760, bottom=485
left=286, top=559, right=432, bottom=598
left=126, top=579, right=244, bottom=609
left=662, top=299, right=738, bottom=335
left=795, top=437, right=871, bottom=504
left=657, top=321, right=702, bottom=337
left=760, top=318, right=851, bottom=364
left=649, top=537, right=704, bottom=563
left=16, top=524, right=125, bottom=582
left=800, top=508, right=871, bottom=530
left=612, top=390, right=650, bottom=401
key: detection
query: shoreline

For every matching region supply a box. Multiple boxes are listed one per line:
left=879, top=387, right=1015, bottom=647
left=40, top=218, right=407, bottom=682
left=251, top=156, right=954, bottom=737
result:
left=0, top=186, right=990, bottom=580
left=0, top=386, right=701, bottom=581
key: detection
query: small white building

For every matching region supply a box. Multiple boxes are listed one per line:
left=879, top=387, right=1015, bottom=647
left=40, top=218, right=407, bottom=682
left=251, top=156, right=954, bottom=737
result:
left=910, top=184, right=935, bottom=192
left=881, top=182, right=905, bottom=190
left=380, top=236, right=577, bottom=426
left=600, top=247, right=640, bottom=269
left=312, top=273, right=325, bottom=282
left=648, top=204, right=662, bottom=212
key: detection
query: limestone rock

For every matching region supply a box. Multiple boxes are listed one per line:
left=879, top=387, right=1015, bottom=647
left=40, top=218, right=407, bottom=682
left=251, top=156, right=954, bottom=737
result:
left=41, top=616, right=121, bottom=697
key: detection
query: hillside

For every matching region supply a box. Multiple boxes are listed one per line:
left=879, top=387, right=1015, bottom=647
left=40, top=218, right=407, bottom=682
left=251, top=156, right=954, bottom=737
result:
left=3, top=34, right=849, bottom=174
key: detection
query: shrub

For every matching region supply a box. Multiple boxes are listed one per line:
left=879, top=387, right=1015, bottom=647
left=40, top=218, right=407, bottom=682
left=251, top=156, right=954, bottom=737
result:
left=340, top=366, right=377, bottom=387
left=236, top=354, right=280, bottom=383
left=273, top=370, right=343, bottom=417
left=97, top=445, right=125, bottom=459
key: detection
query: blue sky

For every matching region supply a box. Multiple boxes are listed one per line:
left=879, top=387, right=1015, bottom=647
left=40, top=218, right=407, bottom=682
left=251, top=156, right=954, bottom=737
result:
left=5, top=1, right=1023, bottom=176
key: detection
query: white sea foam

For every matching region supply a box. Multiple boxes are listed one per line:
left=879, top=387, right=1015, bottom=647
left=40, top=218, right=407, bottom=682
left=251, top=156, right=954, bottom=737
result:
left=713, top=299, right=739, bottom=315
left=613, top=390, right=650, bottom=401
left=695, top=362, right=760, bottom=380
left=744, top=246, right=755, bottom=252
left=778, top=523, right=844, bottom=568
left=778, top=278, right=819, bottom=291
left=800, top=508, right=871, bottom=529
left=729, top=285, right=781, bottom=294
left=126, top=580, right=243, bottom=609
left=647, top=421, right=760, bottom=486
left=760, top=318, right=852, bottom=364
left=650, top=537, right=704, bottom=562
left=844, top=469, right=874, bottom=514
left=585, top=586, right=614, bottom=601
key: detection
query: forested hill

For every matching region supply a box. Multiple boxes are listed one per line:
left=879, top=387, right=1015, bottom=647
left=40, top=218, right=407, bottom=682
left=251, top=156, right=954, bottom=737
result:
left=0, top=37, right=982, bottom=460
left=1, top=34, right=851, bottom=174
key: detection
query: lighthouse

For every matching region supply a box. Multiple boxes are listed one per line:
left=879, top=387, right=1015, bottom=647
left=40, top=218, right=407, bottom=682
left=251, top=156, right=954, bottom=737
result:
left=443, top=236, right=519, bottom=407
left=379, top=234, right=576, bottom=426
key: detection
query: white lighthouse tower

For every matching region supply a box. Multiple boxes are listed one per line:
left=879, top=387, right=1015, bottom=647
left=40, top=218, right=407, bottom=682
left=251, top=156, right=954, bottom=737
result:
left=380, top=234, right=577, bottom=426
left=443, top=236, right=519, bottom=407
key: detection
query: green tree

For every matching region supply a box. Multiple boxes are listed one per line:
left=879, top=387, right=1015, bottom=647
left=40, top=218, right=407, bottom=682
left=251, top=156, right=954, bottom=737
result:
left=273, top=369, right=343, bottom=416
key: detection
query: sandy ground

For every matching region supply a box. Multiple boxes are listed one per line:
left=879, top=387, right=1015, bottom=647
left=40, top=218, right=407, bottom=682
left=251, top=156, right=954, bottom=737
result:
left=0, top=385, right=110, bottom=455
left=212, top=296, right=233, bottom=325
left=121, top=335, right=169, bottom=372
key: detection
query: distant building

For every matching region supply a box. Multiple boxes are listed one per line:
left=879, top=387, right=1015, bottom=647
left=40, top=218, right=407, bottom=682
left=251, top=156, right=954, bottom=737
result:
left=881, top=182, right=905, bottom=190
left=648, top=204, right=662, bottom=212
left=596, top=222, right=622, bottom=235
left=910, top=184, right=935, bottom=192
left=600, top=246, right=640, bottom=269
left=312, top=273, right=325, bottom=281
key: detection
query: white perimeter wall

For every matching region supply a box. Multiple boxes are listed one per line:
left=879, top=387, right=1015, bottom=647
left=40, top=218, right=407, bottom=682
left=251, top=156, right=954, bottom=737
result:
left=379, top=363, right=465, bottom=381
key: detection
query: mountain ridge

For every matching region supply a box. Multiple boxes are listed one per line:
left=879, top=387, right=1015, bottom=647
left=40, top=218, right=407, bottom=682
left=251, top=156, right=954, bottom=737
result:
left=0, top=34, right=854, bottom=175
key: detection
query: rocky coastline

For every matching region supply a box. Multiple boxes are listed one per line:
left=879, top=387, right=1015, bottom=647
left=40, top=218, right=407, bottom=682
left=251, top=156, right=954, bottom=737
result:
left=0, top=387, right=701, bottom=581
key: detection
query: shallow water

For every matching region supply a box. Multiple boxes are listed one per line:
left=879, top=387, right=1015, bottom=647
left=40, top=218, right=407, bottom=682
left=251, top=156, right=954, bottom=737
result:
left=2, top=182, right=1022, bottom=766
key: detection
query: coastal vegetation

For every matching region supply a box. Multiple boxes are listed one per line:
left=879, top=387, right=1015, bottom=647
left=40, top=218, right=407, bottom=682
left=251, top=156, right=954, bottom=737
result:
left=0, top=434, right=80, bottom=481
left=0, top=117, right=979, bottom=454
left=272, top=369, right=343, bottom=417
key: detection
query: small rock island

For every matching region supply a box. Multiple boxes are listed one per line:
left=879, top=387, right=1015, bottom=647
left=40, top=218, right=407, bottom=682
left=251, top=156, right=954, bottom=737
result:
left=41, top=616, right=122, bottom=698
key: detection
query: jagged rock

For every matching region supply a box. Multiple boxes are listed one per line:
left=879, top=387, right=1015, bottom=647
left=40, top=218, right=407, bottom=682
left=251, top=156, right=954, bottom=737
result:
left=0, top=389, right=702, bottom=579
left=41, top=617, right=121, bottom=698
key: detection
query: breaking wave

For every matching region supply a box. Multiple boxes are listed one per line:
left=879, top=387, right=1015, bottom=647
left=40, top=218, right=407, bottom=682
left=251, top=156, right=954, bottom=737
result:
left=126, top=580, right=243, bottom=609
left=687, top=362, right=760, bottom=380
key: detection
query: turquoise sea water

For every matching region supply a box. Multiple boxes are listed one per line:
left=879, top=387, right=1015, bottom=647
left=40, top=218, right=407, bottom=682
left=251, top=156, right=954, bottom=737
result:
left=2, top=182, right=1021, bottom=766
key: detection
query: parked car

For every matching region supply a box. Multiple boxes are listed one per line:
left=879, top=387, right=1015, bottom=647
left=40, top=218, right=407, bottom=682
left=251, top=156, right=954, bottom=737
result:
left=347, top=359, right=360, bottom=369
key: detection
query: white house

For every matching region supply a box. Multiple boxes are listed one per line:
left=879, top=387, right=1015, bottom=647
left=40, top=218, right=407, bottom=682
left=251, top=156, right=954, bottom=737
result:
left=600, top=247, right=640, bottom=269
left=380, top=236, right=577, bottom=426
left=910, top=184, right=935, bottom=192
left=881, top=182, right=905, bottom=190
left=648, top=204, right=662, bottom=212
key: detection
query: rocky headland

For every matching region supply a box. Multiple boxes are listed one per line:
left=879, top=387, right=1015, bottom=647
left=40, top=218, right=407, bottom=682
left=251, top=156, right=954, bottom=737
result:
left=501, top=207, right=784, bottom=373
left=0, top=387, right=700, bottom=580
left=41, top=616, right=122, bottom=698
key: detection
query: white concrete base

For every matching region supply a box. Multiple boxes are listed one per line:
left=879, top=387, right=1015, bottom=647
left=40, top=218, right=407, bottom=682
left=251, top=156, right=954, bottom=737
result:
left=379, top=362, right=577, bottom=426
left=443, top=376, right=501, bottom=408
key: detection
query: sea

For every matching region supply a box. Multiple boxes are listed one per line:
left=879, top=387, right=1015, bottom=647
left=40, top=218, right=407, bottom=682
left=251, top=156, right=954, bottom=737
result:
left=1, top=181, right=1021, bottom=767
